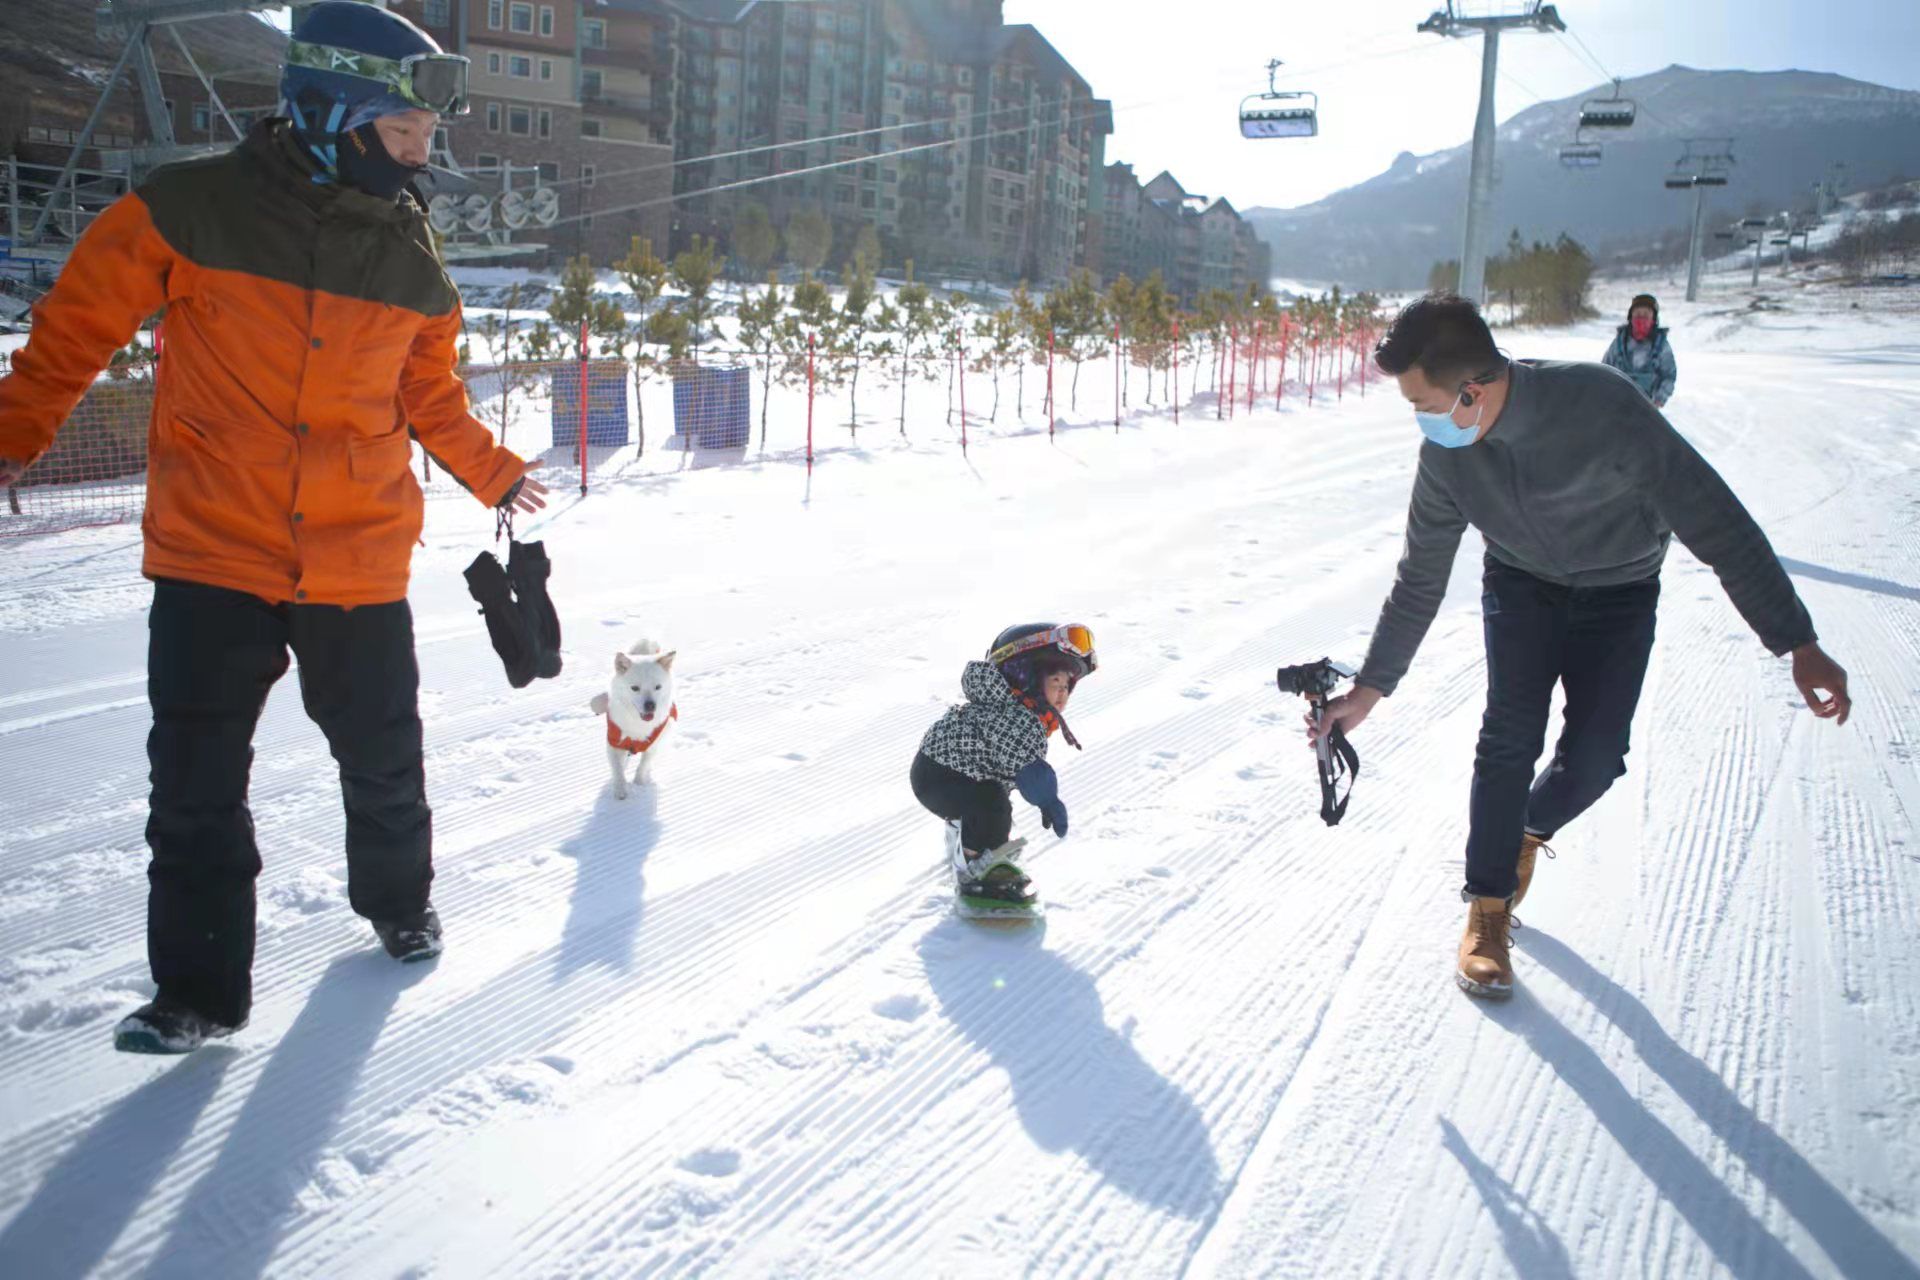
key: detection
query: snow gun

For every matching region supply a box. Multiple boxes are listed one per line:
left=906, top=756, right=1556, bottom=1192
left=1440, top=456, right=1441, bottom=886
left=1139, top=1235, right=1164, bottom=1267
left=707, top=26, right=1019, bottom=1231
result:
left=1276, top=658, right=1360, bottom=826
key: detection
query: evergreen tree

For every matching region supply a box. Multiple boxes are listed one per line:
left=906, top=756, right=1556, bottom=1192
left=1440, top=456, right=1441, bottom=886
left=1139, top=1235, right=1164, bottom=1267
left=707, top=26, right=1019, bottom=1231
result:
left=733, top=202, right=778, bottom=280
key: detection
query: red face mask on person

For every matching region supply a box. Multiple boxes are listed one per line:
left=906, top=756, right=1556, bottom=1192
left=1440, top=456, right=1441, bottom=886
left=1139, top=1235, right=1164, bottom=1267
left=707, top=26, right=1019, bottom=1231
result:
left=1630, top=314, right=1654, bottom=341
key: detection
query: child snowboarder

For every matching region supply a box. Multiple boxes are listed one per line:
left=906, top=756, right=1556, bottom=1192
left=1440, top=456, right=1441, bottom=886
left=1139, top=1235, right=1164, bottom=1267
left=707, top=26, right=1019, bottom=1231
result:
left=910, top=623, right=1096, bottom=916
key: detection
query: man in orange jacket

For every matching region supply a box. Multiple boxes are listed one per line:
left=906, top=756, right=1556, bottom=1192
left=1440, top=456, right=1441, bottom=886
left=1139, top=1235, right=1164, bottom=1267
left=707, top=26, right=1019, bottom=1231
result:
left=0, top=3, right=546, bottom=1052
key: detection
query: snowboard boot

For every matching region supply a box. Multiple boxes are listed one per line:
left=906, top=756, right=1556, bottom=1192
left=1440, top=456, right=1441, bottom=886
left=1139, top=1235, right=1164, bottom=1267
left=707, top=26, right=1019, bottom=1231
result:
left=1456, top=896, right=1515, bottom=1000
left=507, top=538, right=563, bottom=679
left=1511, top=833, right=1554, bottom=909
left=373, top=906, right=444, bottom=962
left=952, top=837, right=1031, bottom=898
left=114, top=996, right=245, bottom=1055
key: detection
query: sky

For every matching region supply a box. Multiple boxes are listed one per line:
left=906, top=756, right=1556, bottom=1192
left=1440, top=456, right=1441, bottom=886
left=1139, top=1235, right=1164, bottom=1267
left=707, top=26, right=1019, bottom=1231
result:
left=1004, top=0, right=1920, bottom=212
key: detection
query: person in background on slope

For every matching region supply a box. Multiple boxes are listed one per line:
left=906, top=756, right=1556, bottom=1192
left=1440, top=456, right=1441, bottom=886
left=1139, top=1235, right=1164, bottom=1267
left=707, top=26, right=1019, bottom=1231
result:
left=1602, top=293, right=1677, bottom=408
left=911, top=624, right=1096, bottom=908
left=1308, top=294, right=1849, bottom=1001
left=0, top=2, right=546, bottom=1054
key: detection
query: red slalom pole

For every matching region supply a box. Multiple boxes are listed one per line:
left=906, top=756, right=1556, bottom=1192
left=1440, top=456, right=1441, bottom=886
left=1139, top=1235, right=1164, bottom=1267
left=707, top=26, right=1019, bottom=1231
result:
left=1046, top=329, right=1056, bottom=439
left=956, top=328, right=967, bottom=454
left=806, top=331, right=815, bottom=476
left=577, top=317, right=590, bottom=496
left=1247, top=321, right=1259, bottom=414
left=1337, top=323, right=1346, bottom=403
left=1227, top=327, right=1237, bottom=420
left=1275, top=317, right=1286, bottom=410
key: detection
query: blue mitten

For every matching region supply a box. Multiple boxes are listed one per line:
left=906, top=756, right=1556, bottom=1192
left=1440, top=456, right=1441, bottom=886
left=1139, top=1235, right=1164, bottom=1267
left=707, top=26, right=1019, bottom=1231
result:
left=1014, top=759, right=1069, bottom=838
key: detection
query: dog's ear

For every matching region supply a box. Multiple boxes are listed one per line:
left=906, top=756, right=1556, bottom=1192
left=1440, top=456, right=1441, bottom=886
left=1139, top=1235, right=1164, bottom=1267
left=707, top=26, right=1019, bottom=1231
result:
left=656, top=650, right=677, bottom=672
left=614, top=651, right=633, bottom=673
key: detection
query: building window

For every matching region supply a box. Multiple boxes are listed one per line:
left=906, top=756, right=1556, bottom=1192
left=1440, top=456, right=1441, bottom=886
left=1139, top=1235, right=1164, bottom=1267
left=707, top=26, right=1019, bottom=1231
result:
left=486, top=102, right=502, bottom=132
left=582, top=68, right=602, bottom=97
left=539, top=5, right=554, bottom=36
left=423, top=0, right=450, bottom=24
left=540, top=59, right=553, bottom=81
left=476, top=152, right=500, bottom=170
left=192, top=103, right=210, bottom=133
left=583, top=19, right=605, bottom=47
left=508, top=105, right=532, bottom=135
left=509, top=55, right=532, bottom=78
left=488, top=0, right=502, bottom=28
left=580, top=117, right=603, bottom=138
left=581, top=163, right=596, bottom=187
left=487, top=51, right=502, bottom=74
left=509, top=2, right=533, bottom=34
left=538, top=109, right=551, bottom=139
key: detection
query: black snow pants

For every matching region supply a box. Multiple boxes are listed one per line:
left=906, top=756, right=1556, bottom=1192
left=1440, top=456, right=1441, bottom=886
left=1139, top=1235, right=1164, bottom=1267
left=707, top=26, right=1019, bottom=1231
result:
left=146, top=578, right=432, bottom=1026
left=910, top=752, right=1011, bottom=854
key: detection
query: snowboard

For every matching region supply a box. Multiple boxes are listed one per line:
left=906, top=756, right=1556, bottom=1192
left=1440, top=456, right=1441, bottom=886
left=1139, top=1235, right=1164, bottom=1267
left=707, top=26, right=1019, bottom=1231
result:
left=945, top=822, right=1042, bottom=924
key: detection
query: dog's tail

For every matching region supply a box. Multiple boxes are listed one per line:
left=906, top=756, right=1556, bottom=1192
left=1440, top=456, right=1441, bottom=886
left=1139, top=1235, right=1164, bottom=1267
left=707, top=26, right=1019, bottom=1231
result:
left=629, top=639, right=662, bottom=657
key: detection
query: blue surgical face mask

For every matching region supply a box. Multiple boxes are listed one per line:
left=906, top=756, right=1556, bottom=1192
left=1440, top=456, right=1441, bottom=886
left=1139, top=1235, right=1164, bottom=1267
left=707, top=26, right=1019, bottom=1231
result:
left=1414, top=390, right=1484, bottom=448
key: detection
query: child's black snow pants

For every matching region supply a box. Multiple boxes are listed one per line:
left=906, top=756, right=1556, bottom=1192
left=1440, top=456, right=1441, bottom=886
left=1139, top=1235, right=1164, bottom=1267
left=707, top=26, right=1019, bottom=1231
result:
left=146, top=578, right=432, bottom=1026
left=910, top=752, right=1011, bottom=853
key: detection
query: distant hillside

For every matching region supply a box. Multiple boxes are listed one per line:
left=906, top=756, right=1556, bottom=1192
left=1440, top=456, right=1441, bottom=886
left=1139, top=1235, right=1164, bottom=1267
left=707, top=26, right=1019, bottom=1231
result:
left=1244, top=66, right=1920, bottom=290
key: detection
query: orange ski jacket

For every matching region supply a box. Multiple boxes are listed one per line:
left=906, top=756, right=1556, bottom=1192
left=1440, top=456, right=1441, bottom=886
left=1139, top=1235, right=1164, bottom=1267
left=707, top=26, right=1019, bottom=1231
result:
left=0, top=122, right=523, bottom=606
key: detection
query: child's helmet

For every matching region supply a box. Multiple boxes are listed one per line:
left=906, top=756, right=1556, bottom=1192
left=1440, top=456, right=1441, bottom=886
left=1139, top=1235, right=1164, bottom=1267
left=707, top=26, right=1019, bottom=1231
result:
left=988, top=622, right=1097, bottom=693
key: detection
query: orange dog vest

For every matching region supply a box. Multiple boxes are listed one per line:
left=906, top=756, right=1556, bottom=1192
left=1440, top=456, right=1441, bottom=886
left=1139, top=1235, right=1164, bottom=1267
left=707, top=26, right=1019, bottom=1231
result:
left=607, top=704, right=678, bottom=755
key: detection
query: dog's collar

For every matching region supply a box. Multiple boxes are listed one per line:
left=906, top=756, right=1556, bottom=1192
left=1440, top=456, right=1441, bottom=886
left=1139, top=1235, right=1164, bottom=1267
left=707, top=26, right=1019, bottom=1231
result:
left=608, top=704, right=678, bottom=754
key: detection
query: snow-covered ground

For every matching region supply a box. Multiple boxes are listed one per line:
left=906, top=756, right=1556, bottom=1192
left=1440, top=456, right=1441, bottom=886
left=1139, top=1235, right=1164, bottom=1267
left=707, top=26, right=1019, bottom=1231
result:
left=0, top=274, right=1916, bottom=1279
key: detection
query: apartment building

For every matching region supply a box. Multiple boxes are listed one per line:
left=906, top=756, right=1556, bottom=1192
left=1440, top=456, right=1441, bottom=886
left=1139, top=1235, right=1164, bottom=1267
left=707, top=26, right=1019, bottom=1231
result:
left=392, top=0, right=673, bottom=262
left=1100, top=169, right=1268, bottom=302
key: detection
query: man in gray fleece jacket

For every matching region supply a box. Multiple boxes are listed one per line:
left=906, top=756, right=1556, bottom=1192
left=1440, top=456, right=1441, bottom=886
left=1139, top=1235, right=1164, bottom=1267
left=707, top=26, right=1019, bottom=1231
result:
left=1310, top=294, right=1852, bottom=1000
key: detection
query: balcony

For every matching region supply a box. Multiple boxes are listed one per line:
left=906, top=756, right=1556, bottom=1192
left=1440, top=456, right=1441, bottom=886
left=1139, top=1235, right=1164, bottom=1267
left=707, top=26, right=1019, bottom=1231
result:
left=582, top=87, right=656, bottom=118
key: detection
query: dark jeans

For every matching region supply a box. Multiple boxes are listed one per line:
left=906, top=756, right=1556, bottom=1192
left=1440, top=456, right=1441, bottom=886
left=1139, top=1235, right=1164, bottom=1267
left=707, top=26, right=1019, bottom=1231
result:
left=910, top=752, right=1011, bottom=853
left=146, top=579, right=432, bottom=1025
left=1464, top=558, right=1660, bottom=900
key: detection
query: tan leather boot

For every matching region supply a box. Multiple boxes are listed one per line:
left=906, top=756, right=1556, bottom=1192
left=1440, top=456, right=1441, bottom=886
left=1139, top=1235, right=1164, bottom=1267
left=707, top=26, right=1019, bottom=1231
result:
left=1512, top=833, right=1553, bottom=908
left=1456, top=896, right=1515, bottom=999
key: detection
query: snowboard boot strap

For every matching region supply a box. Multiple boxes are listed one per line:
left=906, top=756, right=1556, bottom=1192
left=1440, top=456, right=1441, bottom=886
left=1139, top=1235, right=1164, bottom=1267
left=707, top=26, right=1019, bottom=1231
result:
left=465, top=551, right=538, bottom=688
left=507, top=538, right=564, bottom=679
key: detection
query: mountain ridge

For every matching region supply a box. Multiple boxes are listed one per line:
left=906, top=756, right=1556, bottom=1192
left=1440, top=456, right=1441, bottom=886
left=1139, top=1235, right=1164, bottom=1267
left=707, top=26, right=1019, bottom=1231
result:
left=1243, top=66, right=1920, bottom=289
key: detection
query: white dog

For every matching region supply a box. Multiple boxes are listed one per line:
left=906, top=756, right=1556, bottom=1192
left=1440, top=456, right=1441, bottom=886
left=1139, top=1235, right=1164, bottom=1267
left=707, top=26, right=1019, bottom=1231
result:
left=589, top=640, right=677, bottom=799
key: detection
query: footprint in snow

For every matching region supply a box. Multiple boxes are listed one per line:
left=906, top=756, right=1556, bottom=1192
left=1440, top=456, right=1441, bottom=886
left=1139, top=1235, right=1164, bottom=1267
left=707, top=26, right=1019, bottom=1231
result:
left=1182, top=686, right=1212, bottom=700
left=872, top=993, right=928, bottom=1022
left=679, top=1148, right=742, bottom=1178
left=780, top=751, right=807, bottom=762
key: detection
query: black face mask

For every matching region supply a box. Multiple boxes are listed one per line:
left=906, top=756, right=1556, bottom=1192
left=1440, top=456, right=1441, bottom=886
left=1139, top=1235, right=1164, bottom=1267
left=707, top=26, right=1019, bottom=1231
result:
left=336, top=121, right=426, bottom=200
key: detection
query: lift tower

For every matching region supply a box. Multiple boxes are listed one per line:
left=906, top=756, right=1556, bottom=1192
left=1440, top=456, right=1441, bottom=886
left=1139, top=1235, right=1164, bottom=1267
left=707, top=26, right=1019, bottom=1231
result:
left=1417, top=2, right=1567, bottom=306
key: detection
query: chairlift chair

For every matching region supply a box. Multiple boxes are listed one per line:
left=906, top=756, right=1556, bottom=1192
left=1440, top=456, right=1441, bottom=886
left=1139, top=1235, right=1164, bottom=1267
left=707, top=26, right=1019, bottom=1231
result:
left=1558, top=129, right=1603, bottom=168
left=1240, top=59, right=1318, bottom=139
left=1664, top=172, right=1696, bottom=190
left=1578, top=78, right=1637, bottom=129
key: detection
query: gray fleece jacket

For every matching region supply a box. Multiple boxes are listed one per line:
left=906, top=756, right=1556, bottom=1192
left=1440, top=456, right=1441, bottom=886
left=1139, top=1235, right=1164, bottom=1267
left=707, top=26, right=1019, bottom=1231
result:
left=1357, top=359, right=1815, bottom=696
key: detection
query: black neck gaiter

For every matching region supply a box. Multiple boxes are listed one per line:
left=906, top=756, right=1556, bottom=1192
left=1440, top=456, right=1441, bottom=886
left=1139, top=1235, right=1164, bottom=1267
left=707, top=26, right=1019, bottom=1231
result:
left=337, top=121, right=425, bottom=200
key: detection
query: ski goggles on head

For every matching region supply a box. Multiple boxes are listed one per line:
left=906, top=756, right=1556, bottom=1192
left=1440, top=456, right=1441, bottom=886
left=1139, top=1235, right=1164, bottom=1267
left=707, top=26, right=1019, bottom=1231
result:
left=287, top=41, right=471, bottom=115
left=989, top=624, right=1098, bottom=675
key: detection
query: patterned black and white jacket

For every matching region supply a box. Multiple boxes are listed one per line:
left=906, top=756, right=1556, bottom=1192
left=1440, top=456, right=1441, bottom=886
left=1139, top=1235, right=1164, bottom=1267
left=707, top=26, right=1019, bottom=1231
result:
left=917, top=661, right=1050, bottom=786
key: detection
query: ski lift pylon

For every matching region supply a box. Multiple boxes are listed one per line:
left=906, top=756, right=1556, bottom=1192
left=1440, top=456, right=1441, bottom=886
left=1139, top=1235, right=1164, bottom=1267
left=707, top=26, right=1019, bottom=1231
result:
left=1240, top=59, right=1318, bottom=139
left=1578, top=78, right=1636, bottom=130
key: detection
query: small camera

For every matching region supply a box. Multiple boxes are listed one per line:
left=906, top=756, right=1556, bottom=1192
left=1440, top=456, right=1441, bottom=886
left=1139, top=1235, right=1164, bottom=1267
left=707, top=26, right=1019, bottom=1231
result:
left=1275, top=657, right=1352, bottom=699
